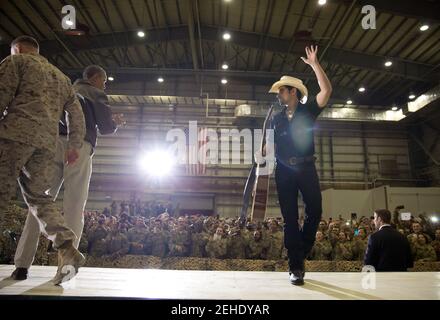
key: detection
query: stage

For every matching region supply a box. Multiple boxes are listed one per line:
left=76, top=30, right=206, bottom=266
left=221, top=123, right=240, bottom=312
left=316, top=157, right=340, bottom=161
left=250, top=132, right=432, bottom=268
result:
left=0, top=265, right=438, bottom=300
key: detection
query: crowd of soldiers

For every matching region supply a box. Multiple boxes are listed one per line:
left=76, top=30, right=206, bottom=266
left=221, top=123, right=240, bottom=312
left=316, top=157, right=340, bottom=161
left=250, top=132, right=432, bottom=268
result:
left=80, top=201, right=440, bottom=262
left=2, top=200, right=439, bottom=263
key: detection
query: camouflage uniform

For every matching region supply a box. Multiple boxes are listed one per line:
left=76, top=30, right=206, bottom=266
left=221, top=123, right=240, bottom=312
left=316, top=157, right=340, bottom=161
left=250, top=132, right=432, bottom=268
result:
left=431, top=239, right=440, bottom=261
left=147, top=230, right=169, bottom=258
left=88, top=225, right=110, bottom=257
left=352, top=238, right=368, bottom=261
left=0, top=53, right=85, bottom=249
left=309, top=240, right=332, bottom=260
left=413, top=244, right=437, bottom=262
left=246, top=236, right=269, bottom=260
left=332, top=241, right=353, bottom=261
left=107, top=231, right=130, bottom=258
left=127, top=226, right=148, bottom=255
left=265, top=231, right=284, bottom=260
left=190, top=232, right=209, bottom=257
left=205, top=237, right=228, bottom=259
left=227, top=232, right=247, bottom=259
left=168, top=229, right=191, bottom=257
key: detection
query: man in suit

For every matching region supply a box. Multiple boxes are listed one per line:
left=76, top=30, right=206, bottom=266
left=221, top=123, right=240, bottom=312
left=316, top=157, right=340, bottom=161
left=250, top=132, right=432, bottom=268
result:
left=364, top=209, right=413, bottom=271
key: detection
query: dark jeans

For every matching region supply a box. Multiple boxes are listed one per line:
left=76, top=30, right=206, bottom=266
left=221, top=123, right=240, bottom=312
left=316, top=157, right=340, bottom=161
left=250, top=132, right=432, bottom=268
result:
left=275, top=161, right=322, bottom=271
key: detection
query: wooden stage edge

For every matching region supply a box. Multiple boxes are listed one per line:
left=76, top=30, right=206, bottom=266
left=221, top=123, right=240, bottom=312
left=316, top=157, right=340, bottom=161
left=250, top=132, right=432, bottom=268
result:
left=0, top=265, right=439, bottom=300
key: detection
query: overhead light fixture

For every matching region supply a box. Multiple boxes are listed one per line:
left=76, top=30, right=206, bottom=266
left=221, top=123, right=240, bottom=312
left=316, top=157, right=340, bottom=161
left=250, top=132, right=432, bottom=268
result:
left=222, top=63, right=229, bottom=70
left=358, top=87, right=366, bottom=92
left=108, top=76, right=114, bottom=81
left=384, top=61, right=392, bottom=67
left=346, top=99, right=353, bottom=105
left=419, top=24, right=429, bottom=31
left=221, top=78, right=228, bottom=85
left=409, top=94, right=416, bottom=100
left=391, top=106, right=398, bottom=111
left=222, top=32, right=231, bottom=40
left=318, top=0, right=327, bottom=5
left=158, top=77, right=164, bottom=83
left=137, top=31, right=146, bottom=38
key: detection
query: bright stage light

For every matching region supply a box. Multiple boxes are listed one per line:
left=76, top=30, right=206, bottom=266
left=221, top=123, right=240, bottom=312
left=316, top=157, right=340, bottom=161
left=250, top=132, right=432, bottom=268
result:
left=318, top=0, right=327, bottom=5
left=384, top=61, right=392, bottom=67
left=158, top=77, right=164, bottom=83
left=137, top=31, right=146, bottom=38
left=431, top=216, right=438, bottom=223
left=358, top=87, right=366, bottom=92
left=222, top=63, right=229, bottom=70
left=346, top=99, right=353, bottom=105
left=223, top=32, right=231, bottom=40
left=138, top=150, right=174, bottom=177
left=108, top=76, right=115, bottom=81
left=409, top=94, right=416, bottom=100
left=221, top=78, right=228, bottom=84
left=419, top=25, right=429, bottom=32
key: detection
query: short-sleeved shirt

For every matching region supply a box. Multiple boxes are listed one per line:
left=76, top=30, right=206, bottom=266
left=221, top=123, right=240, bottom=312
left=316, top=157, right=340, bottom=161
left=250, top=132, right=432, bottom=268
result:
left=271, top=96, right=323, bottom=163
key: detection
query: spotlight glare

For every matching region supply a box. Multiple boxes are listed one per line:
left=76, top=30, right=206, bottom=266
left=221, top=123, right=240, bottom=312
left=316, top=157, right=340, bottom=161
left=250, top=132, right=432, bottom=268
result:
left=158, top=77, right=164, bottom=83
left=358, top=87, right=366, bottom=92
left=384, top=61, right=392, bottom=67
left=346, top=100, right=353, bottom=105
left=108, top=76, right=114, bottom=81
left=318, top=0, right=327, bottom=5
left=137, top=31, right=146, bottom=38
left=409, top=94, right=416, bottom=100
left=138, top=150, right=174, bottom=177
left=222, top=63, right=229, bottom=70
left=66, top=20, right=74, bottom=26
left=221, top=78, right=228, bottom=84
left=223, top=32, right=231, bottom=40
left=430, top=216, right=439, bottom=223
left=419, top=25, right=429, bottom=31
left=391, top=106, right=398, bottom=111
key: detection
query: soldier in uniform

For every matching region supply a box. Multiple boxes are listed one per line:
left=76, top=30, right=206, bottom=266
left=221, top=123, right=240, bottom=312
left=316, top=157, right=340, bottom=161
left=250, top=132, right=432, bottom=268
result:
left=107, top=223, right=130, bottom=259
left=413, top=234, right=437, bottom=262
left=317, top=220, right=328, bottom=238
left=0, top=36, right=86, bottom=284
left=226, top=227, right=247, bottom=259
left=147, top=220, right=169, bottom=258
left=190, top=225, right=209, bottom=258
left=88, top=217, right=110, bottom=257
left=12, top=63, right=123, bottom=280
left=431, top=229, right=440, bottom=261
left=265, top=220, right=284, bottom=260
left=309, top=231, right=332, bottom=260
left=352, top=228, right=368, bottom=261
left=168, top=218, right=191, bottom=257
left=246, top=230, right=268, bottom=259
left=205, top=227, right=228, bottom=259
left=127, top=218, right=148, bottom=255
left=332, top=231, right=353, bottom=261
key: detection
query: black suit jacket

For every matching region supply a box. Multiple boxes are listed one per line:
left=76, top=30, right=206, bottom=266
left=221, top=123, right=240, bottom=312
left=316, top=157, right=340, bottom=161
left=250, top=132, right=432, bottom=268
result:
left=364, top=225, right=414, bottom=271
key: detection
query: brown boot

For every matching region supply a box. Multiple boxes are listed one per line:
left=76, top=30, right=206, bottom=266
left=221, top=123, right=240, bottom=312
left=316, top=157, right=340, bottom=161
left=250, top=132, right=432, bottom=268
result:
left=52, top=243, right=85, bottom=285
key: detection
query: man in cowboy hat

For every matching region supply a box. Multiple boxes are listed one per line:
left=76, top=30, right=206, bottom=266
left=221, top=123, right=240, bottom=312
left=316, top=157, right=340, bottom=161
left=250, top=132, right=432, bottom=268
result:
left=269, top=45, right=332, bottom=285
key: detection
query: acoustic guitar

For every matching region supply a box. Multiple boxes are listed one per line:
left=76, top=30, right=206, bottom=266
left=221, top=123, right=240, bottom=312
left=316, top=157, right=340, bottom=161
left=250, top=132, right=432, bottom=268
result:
left=240, top=104, right=276, bottom=223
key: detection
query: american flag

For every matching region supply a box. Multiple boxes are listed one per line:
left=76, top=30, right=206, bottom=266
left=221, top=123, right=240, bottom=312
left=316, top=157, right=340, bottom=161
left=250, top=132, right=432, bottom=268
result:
left=186, top=126, right=208, bottom=175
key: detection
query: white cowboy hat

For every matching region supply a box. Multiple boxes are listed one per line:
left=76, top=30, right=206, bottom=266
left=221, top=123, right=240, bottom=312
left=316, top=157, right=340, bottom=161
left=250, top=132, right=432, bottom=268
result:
left=269, top=75, right=308, bottom=104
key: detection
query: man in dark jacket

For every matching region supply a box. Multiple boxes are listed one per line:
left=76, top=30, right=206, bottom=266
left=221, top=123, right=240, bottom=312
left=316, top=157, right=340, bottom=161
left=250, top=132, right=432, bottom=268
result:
left=364, top=209, right=413, bottom=271
left=12, top=65, right=124, bottom=280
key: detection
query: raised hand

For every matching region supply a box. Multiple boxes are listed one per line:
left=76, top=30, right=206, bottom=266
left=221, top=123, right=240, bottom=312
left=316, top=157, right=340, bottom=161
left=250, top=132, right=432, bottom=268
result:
left=301, top=45, right=319, bottom=66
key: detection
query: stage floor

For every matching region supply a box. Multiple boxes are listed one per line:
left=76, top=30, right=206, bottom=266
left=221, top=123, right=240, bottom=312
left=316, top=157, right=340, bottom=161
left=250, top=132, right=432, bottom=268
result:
left=0, top=265, right=439, bottom=300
